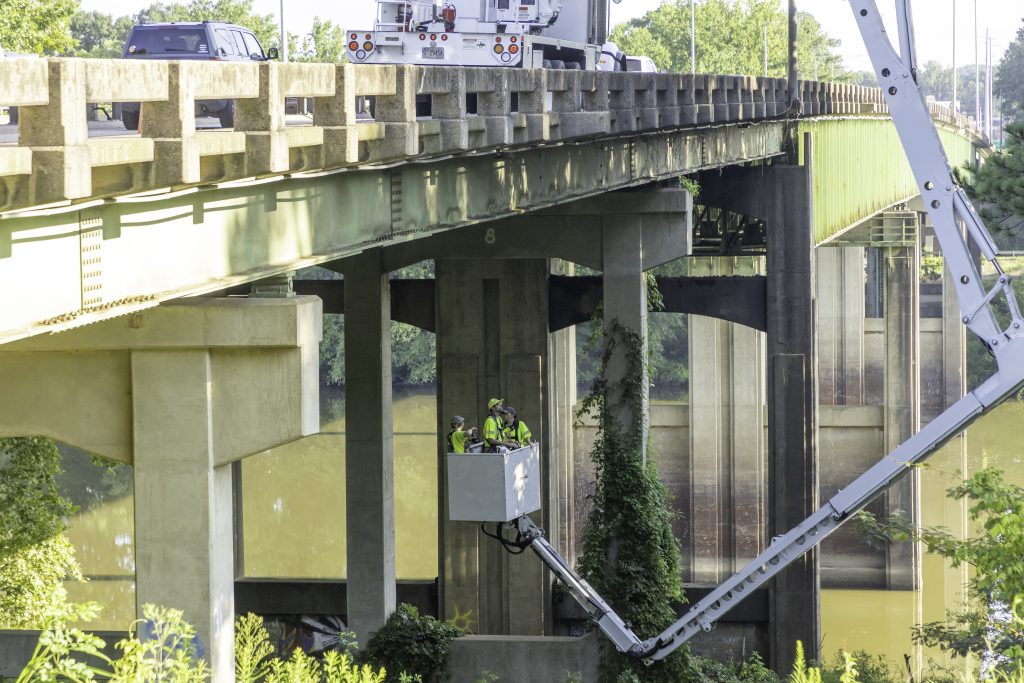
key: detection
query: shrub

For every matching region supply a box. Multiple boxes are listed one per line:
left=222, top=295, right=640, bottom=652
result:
left=359, top=604, right=462, bottom=682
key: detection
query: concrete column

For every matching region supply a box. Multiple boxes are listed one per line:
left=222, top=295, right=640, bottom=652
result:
left=765, top=153, right=818, bottom=671
left=436, top=258, right=550, bottom=636
left=688, top=256, right=766, bottom=584
left=601, top=216, right=648, bottom=453
left=343, top=251, right=396, bottom=642
left=816, top=247, right=865, bottom=406
left=941, top=254, right=967, bottom=410
left=0, top=297, right=321, bottom=683
left=132, top=350, right=233, bottom=682
left=883, top=244, right=921, bottom=590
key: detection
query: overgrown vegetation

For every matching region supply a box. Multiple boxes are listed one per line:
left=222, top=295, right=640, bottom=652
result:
left=0, top=437, right=81, bottom=629
left=857, top=467, right=1024, bottom=675
left=359, top=604, right=462, bottom=683
left=576, top=319, right=691, bottom=681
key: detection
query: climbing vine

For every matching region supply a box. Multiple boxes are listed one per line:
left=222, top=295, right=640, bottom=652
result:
left=577, top=318, right=691, bottom=682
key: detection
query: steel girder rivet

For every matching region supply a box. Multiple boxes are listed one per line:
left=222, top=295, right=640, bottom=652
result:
left=991, top=340, right=999, bottom=346
left=962, top=316, right=970, bottom=323
left=1015, top=322, right=1021, bottom=329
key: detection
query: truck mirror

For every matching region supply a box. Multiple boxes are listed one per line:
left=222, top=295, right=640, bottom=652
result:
left=266, top=47, right=279, bottom=60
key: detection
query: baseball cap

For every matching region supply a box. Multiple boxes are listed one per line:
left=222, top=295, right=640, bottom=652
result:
left=451, top=415, right=465, bottom=425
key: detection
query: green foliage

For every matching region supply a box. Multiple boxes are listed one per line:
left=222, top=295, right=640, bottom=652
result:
left=997, top=20, right=1024, bottom=118
left=689, top=652, right=779, bottom=682
left=609, top=1, right=849, bottom=82
left=915, top=61, right=987, bottom=117
left=789, top=641, right=822, bottom=683
left=289, top=17, right=345, bottom=63
left=920, top=252, right=944, bottom=283
left=577, top=320, right=690, bottom=681
left=0, top=437, right=81, bottom=629
left=0, top=0, right=79, bottom=54
left=974, top=115, right=1024, bottom=225
left=70, top=10, right=134, bottom=57
left=856, top=468, right=1024, bottom=670
left=18, top=605, right=404, bottom=683
left=236, top=613, right=276, bottom=682
left=359, top=604, right=461, bottom=682
left=136, top=0, right=278, bottom=48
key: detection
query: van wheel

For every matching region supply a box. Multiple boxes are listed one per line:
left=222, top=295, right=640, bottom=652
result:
left=122, top=111, right=140, bottom=131
left=549, top=59, right=565, bottom=69
left=217, top=107, right=234, bottom=129
left=542, top=59, right=553, bottom=69
left=565, top=61, right=582, bottom=70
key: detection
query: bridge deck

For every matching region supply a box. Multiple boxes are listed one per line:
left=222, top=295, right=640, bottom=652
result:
left=0, top=61, right=986, bottom=344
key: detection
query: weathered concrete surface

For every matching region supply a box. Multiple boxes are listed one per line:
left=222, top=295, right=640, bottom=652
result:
left=0, top=296, right=321, bottom=464
left=340, top=251, right=397, bottom=645
left=0, top=296, right=321, bottom=682
left=0, top=120, right=770, bottom=348
left=447, top=633, right=600, bottom=683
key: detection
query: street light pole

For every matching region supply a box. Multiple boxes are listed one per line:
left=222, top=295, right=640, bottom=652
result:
left=951, top=0, right=957, bottom=111
left=690, top=0, right=696, bottom=75
left=763, top=19, right=768, bottom=77
left=974, top=0, right=979, bottom=122
left=787, top=0, right=799, bottom=110
left=279, top=0, right=288, bottom=62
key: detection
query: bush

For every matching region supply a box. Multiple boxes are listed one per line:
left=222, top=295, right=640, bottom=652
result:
left=359, top=604, right=462, bottom=682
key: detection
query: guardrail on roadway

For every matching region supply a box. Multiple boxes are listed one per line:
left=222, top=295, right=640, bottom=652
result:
left=0, top=59, right=985, bottom=213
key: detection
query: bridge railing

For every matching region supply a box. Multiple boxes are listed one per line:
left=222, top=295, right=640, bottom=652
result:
left=0, top=59, right=985, bottom=214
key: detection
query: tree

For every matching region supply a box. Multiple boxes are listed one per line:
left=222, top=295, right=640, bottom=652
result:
left=70, top=10, right=134, bottom=58
left=609, top=0, right=850, bottom=82
left=0, top=437, right=80, bottom=629
left=0, top=0, right=79, bottom=54
left=996, top=19, right=1024, bottom=118
left=136, top=0, right=278, bottom=49
left=974, top=115, right=1024, bottom=227
left=856, top=468, right=1024, bottom=671
left=291, top=17, right=345, bottom=64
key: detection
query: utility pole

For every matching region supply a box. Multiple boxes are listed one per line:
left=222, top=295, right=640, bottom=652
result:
left=787, top=0, right=799, bottom=111
left=951, top=0, right=957, bottom=111
left=279, top=0, right=288, bottom=62
left=764, top=19, right=768, bottom=78
left=974, top=0, right=979, bottom=121
left=690, top=0, right=696, bottom=75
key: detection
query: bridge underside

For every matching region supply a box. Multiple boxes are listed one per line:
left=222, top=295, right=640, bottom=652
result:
left=0, top=121, right=784, bottom=345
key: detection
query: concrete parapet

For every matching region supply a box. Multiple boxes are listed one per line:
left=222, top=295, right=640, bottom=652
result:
left=0, top=58, right=988, bottom=212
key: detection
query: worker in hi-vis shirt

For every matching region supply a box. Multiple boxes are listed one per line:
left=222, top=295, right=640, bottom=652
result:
left=482, top=397, right=509, bottom=452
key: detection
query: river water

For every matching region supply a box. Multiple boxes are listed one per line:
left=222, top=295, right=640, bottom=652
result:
left=55, top=390, right=1024, bottom=674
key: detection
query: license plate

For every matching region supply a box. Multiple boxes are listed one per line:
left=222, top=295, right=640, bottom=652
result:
left=422, top=46, right=444, bottom=59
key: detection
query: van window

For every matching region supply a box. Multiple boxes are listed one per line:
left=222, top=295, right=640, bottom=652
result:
left=231, top=30, right=248, bottom=56
left=215, top=28, right=237, bottom=55
left=241, top=32, right=264, bottom=59
left=126, top=28, right=209, bottom=55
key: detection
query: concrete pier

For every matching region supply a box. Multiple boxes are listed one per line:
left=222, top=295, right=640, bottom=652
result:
left=0, top=297, right=321, bottom=681
left=341, top=251, right=398, bottom=643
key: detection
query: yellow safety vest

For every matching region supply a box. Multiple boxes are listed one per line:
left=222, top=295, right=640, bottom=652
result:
left=447, top=429, right=467, bottom=454
left=504, top=419, right=531, bottom=444
left=483, top=415, right=502, bottom=449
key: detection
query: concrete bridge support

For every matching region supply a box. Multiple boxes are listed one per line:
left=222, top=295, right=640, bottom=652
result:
left=882, top=240, right=921, bottom=590
left=816, top=247, right=866, bottom=406
left=0, top=297, right=321, bottom=682
left=697, top=140, right=819, bottom=671
left=687, top=256, right=766, bottom=584
left=435, top=257, right=558, bottom=635
left=341, top=251, right=398, bottom=644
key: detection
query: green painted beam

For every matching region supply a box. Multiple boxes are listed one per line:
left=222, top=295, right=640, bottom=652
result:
left=798, top=118, right=979, bottom=245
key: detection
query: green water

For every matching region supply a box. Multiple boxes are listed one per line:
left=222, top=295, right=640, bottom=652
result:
left=57, top=394, right=1024, bottom=671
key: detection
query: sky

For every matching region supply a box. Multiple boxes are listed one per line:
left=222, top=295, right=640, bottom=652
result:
left=79, top=0, right=1024, bottom=72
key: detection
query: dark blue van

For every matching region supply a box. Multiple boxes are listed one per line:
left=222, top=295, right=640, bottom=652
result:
left=120, top=22, right=278, bottom=130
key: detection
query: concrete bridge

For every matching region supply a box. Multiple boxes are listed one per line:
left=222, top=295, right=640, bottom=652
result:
left=0, top=58, right=987, bottom=680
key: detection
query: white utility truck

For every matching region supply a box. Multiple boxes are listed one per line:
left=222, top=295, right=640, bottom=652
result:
left=447, top=0, right=1018, bottom=664
left=346, top=0, right=616, bottom=70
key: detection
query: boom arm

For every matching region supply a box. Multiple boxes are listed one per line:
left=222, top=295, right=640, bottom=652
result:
left=494, top=0, right=1024, bottom=665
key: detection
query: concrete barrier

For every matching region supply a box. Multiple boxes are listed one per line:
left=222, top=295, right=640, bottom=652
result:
left=0, top=58, right=987, bottom=213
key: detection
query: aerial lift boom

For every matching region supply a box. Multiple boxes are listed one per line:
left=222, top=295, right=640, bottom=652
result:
left=485, top=0, right=1024, bottom=664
